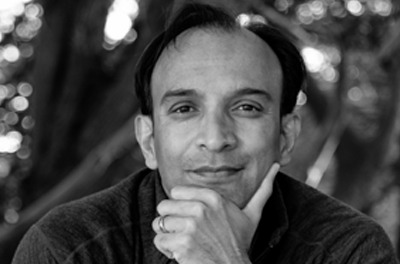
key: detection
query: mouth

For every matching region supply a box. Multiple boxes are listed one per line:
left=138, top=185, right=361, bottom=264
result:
left=188, top=166, right=244, bottom=179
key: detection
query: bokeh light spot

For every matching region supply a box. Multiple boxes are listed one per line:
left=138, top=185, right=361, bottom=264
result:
left=0, top=0, right=16, bottom=11
left=0, top=131, right=21, bottom=153
left=104, top=11, right=132, bottom=43
left=321, top=67, right=338, bottom=82
left=123, top=28, right=138, bottom=43
left=16, top=23, right=30, bottom=39
left=4, top=209, right=19, bottom=224
left=17, top=146, right=30, bottom=159
left=8, top=130, right=23, bottom=141
left=329, top=2, right=347, bottom=17
left=3, top=45, right=20, bottom=63
left=10, top=96, right=29, bottom=112
left=301, top=47, right=325, bottom=72
left=0, top=85, right=7, bottom=99
left=28, top=17, right=42, bottom=31
left=21, top=116, right=34, bottom=130
left=11, top=1, right=25, bottom=16
left=237, top=14, right=251, bottom=26
left=19, top=43, right=34, bottom=58
left=310, top=0, right=325, bottom=18
left=372, top=0, right=392, bottom=16
left=4, top=111, right=18, bottom=125
left=113, top=0, right=139, bottom=18
left=347, top=0, right=364, bottom=16
left=297, top=4, right=314, bottom=24
left=104, top=0, right=138, bottom=45
left=25, top=3, right=44, bottom=19
left=0, top=15, right=15, bottom=34
left=348, top=86, right=363, bottom=102
left=275, top=0, right=290, bottom=12
left=17, top=82, right=33, bottom=97
left=5, top=84, right=16, bottom=98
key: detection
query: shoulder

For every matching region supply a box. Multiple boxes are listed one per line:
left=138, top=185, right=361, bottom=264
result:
left=40, top=168, right=153, bottom=232
left=277, top=173, right=365, bottom=225
left=17, top=168, right=156, bottom=263
left=276, top=173, right=397, bottom=263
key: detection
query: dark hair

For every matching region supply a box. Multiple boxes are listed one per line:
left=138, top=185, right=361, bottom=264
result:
left=134, top=3, right=306, bottom=117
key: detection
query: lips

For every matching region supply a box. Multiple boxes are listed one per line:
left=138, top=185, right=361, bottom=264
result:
left=189, top=166, right=243, bottom=178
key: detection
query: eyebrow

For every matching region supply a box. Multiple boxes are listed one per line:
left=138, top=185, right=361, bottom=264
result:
left=232, top=87, right=272, bottom=102
left=160, top=88, right=201, bottom=105
left=160, top=87, right=272, bottom=105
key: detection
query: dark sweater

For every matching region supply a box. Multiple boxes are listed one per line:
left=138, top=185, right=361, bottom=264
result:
left=12, top=169, right=398, bottom=264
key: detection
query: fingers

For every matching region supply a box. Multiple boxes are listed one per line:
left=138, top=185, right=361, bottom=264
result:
left=153, top=234, right=177, bottom=259
left=242, top=163, right=280, bottom=224
left=170, top=186, right=223, bottom=208
left=157, top=199, right=208, bottom=217
left=154, top=197, right=218, bottom=234
left=152, top=215, right=190, bottom=234
left=154, top=232, right=192, bottom=261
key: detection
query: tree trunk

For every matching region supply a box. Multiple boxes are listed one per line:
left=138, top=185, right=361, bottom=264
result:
left=333, top=22, right=400, bottom=212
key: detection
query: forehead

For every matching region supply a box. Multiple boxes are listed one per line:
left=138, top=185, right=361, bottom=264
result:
left=151, top=27, right=282, bottom=98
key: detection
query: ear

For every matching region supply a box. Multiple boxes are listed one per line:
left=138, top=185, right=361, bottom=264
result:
left=135, top=115, right=158, bottom=169
left=279, top=113, right=301, bottom=166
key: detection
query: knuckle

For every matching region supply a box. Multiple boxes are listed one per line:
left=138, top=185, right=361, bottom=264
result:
left=152, top=218, right=159, bottom=231
left=185, top=218, right=198, bottom=233
left=156, top=201, right=165, bottom=214
left=181, top=234, right=194, bottom=248
left=192, top=202, right=207, bottom=218
left=170, top=186, right=184, bottom=198
left=207, top=191, right=222, bottom=207
left=153, top=234, right=162, bottom=246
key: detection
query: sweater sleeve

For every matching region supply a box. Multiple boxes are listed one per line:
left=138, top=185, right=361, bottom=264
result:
left=12, top=225, right=60, bottom=264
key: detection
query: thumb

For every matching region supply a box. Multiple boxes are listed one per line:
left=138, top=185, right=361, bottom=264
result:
left=242, top=163, right=280, bottom=225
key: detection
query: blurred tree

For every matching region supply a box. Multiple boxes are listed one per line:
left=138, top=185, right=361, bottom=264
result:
left=0, top=0, right=173, bottom=261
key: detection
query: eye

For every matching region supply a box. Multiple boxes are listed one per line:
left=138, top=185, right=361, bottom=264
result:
left=236, top=104, right=260, bottom=112
left=170, top=105, right=196, bottom=114
left=231, top=101, right=264, bottom=118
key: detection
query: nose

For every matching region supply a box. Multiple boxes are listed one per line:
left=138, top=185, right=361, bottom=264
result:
left=196, top=111, right=238, bottom=152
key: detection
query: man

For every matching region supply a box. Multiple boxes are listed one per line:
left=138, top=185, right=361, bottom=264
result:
left=13, top=3, right=397, bottom=264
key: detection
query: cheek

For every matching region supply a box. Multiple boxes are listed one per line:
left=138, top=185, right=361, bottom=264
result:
left=153, top=123, right=193, bottom=179
left=153, top=131, right=183, bottom=197
left=240, top=121, right=280, bottom=153
left=154, top=129, right=179, bottom=167
left=154, top=122, right=193, bottom=158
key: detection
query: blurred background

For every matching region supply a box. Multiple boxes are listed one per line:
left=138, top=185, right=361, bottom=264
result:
left=0, top=0, right=399, bottom=262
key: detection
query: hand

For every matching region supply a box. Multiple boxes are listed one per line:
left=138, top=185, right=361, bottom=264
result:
left=152, top=163, right=280, bottom=264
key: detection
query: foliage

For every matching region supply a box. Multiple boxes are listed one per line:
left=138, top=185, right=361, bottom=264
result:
left=0, top=0, right=42, bottom=225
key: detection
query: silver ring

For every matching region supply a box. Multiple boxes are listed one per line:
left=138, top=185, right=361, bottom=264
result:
left=158, top=215, right=169, bottom=234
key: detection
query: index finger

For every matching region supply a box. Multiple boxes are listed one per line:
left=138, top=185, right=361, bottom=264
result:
left=242, top=163, right=280, bottom=224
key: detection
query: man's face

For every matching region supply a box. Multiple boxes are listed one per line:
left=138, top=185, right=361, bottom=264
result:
left=137, top=28, right=294, bottom=208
